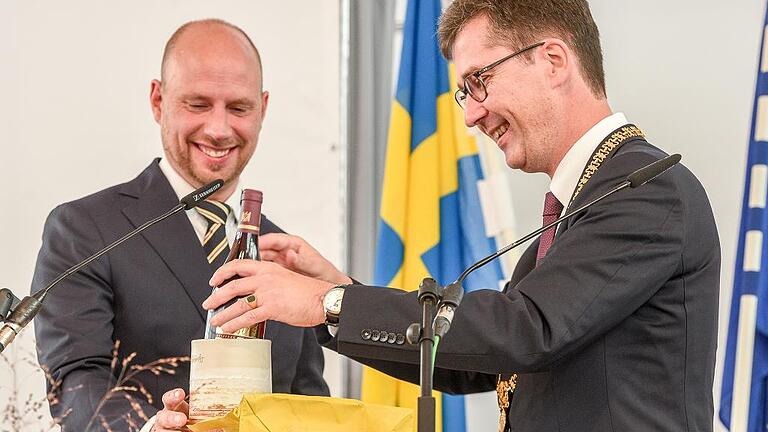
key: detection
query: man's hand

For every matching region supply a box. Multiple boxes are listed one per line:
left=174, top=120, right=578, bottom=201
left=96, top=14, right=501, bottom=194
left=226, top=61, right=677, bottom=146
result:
left=154, top=388, right=189, bottom=431
left=260, top=233, right=352, bottom=285
left=203, top=260, right=335, bottom=330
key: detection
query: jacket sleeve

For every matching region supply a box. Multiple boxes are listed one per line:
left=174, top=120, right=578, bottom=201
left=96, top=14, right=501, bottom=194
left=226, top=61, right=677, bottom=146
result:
left=33, top=203, right=156, bottom=431
left=328, top=151, right=685, bottom=376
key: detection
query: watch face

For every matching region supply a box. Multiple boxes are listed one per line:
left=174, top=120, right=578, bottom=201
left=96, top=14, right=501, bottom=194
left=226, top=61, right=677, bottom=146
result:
left=331, top=296, right=343, bottom=312
left=324, top=287, right=344, bottom=314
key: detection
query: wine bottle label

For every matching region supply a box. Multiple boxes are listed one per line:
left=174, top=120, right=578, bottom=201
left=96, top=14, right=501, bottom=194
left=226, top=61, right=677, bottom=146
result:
left=238, top=207, right=261, bottom=234
left=215, top=332, right=252, bottom=339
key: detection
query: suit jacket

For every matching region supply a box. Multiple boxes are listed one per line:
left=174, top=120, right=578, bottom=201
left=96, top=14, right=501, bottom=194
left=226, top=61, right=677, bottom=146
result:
left=33, top=159, right=329, bottom=431
left=320, top=139, right=720, bottom=432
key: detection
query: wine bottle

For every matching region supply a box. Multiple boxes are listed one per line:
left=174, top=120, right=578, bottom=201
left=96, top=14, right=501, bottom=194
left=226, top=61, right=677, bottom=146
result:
left=204, top=188, right=266, bottom=339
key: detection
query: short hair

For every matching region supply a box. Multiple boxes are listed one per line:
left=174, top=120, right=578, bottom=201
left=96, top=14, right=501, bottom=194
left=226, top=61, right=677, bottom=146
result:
left=438, top=0, right=606, bottom=98
left=160, top=18, right=263, bottom=87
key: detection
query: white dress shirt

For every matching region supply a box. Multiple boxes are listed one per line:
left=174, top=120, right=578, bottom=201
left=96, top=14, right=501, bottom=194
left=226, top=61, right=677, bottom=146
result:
left=549, top=112, right=629, bottom=214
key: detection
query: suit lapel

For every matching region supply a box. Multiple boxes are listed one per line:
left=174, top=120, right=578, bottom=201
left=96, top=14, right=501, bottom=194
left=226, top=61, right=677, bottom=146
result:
left=119, top=160, right=213, bottom=321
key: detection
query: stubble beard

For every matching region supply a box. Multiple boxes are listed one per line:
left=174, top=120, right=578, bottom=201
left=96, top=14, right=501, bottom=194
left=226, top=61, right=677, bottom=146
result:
left=161, top=134, right=247, bottom=189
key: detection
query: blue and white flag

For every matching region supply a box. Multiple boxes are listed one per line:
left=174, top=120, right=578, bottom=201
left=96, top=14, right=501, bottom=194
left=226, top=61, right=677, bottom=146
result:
left=720, top=4, right=768, bottom=431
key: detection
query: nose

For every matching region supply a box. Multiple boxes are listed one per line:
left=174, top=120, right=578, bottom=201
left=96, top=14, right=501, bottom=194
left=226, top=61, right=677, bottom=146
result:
left=203, top=106, right=234, bottom=143
left=463, top=97, right=487, bottom=128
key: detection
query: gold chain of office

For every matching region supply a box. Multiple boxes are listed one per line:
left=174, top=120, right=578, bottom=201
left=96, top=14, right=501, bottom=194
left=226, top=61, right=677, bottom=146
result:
left=495, top=123, right=645, bottom=432
left=569, top=124, right=646, bottom=204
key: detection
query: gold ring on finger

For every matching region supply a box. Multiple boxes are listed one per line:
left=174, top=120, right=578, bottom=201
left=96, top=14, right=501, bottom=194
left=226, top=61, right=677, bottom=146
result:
left=243, top=294, right=258, bottom=309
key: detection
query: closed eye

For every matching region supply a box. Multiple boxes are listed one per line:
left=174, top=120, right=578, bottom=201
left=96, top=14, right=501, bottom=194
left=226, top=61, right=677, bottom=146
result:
left=229, top=106, right=250, bottom=115
left=186, top=101, right=210, bottom=112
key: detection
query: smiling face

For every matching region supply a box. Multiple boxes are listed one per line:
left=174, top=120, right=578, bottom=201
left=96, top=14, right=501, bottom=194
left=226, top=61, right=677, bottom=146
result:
left=452, top=15, right=563, bottom=175
left=150, top=23, right=268, bottom=197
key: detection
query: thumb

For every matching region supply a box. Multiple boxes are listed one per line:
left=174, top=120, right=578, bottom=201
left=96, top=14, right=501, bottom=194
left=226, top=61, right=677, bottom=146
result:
left=162, top=388, right=189, bottom=415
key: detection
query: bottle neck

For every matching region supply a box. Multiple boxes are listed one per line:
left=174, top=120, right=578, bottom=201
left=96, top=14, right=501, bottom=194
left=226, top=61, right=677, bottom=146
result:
left=237, top=199, right=262, bottom=235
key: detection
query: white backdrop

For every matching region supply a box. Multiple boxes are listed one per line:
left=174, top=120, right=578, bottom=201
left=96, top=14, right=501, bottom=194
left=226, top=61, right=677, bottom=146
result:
left=0, top=1, right=343, bottom=430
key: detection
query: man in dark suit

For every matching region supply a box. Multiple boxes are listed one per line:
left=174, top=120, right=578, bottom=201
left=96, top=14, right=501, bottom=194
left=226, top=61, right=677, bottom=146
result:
left=190, top=1, right=720, bottom=431
left=33, top=19, right=328, bottom=432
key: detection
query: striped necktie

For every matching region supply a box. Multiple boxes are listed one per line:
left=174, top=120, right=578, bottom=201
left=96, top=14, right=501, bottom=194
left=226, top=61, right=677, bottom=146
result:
left=195, top=200, right=232, bottom=269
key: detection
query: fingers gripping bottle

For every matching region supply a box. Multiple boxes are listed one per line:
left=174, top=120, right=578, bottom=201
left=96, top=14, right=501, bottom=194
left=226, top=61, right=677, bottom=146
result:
left=204, top=189, right=266, bottom=339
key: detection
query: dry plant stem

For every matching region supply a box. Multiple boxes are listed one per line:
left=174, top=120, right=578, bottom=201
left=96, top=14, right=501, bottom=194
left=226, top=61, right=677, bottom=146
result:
left=2, top=339, right=187, bottom=432
left=82, top=340, right=189, bottom=432
left=1, top=348, right=71, bottom=432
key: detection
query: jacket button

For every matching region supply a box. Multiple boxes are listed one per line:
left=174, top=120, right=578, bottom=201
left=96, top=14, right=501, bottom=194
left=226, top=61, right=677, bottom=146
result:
left=379, top=331, right=389, bottom=342
left=361, top=329, right=372, bottom=340
left=396, top=333, right=405, bottom=345
left=387, top=332, right=397, bottom=344
left=371, top=330, right=380, bottom=341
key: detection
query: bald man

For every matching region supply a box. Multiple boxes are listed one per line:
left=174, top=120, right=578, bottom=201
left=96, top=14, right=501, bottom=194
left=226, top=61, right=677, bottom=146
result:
left=32, top=19, right=328, bottom=432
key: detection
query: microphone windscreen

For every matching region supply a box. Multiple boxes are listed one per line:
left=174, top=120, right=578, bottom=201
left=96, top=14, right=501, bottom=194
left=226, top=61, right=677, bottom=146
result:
left=627, top=154, right=681, bottom=188
left=180, top=179, right=225, bottom=210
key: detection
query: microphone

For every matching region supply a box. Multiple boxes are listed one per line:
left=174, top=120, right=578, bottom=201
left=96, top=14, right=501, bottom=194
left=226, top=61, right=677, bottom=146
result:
left=0, top=179, right=225, bottom=354
left=0, top=288, right=19, bottom=321
left=628, top=153, right=681, bottom=188
left=180, top=179, right=224, bottom=209
left=432, top=154, right=681, bottom=339
left=432, top=282, right=462, bottom=339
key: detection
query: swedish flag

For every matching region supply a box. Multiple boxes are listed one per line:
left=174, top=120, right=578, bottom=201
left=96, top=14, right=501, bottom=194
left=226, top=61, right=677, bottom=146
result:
left=363, top=0, right=506, bottom=430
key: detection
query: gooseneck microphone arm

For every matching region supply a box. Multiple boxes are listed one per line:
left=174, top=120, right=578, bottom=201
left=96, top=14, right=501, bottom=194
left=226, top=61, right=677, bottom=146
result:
left=35, top=205, right=184, bottom=304
left=0, top=179, right=225, bottom=354
left=433, top=153, right=682, bottom=341
left=456, top=180, right=627, bottom=285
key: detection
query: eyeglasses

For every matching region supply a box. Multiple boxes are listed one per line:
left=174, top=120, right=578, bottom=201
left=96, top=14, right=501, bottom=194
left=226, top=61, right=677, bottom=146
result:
left=454, top=41, right=545, bottom=109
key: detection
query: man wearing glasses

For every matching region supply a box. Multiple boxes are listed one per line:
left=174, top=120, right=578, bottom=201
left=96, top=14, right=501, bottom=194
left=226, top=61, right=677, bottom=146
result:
left=160, top=1, right=720, bottom=431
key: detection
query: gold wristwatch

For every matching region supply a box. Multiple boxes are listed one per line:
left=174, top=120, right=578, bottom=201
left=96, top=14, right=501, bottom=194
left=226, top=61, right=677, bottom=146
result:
left=322, top=285, right=346, bottom=336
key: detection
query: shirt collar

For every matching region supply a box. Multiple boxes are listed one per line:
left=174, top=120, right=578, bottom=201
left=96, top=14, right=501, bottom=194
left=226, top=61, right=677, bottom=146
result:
left=158, top=158, right=241, bottom=219
left=549, top=112, right=629, bottom=206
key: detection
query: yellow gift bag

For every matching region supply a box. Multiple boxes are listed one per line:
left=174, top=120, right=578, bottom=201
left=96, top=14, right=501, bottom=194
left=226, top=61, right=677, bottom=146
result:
left=188, top=393, right=414, bottom=432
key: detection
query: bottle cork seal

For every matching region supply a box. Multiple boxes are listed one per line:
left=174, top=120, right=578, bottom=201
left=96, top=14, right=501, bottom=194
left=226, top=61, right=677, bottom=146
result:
left=241, top=189, right=263, bottom=202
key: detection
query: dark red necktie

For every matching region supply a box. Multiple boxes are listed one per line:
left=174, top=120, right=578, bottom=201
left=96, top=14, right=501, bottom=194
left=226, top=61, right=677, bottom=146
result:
left=536, top=192, right=564, bottom=265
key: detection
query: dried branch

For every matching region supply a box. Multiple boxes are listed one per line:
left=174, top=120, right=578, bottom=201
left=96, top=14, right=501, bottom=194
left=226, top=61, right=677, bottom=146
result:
left=0, top=348, right=68, bottom=432
left=83, top=340, right=189, bottom=432
left=2, top=339, right=188, bottom=432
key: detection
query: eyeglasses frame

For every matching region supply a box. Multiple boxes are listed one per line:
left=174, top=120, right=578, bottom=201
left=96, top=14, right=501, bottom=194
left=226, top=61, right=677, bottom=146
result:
left=454, top=41, right=546, bottom=108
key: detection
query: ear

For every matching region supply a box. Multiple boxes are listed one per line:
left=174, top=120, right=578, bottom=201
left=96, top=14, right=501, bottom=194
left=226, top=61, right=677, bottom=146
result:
left=540, top=39, right=571, bottom=89
left=149, top=79, right=163, bottom=123
left=259, top=90, right=270, bottom=121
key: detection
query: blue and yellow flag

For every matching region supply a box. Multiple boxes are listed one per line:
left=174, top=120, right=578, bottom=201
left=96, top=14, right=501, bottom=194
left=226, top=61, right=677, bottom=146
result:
left=719, top=3, right=768, bottom=431
left=364, top=0, right=506, bottom=430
